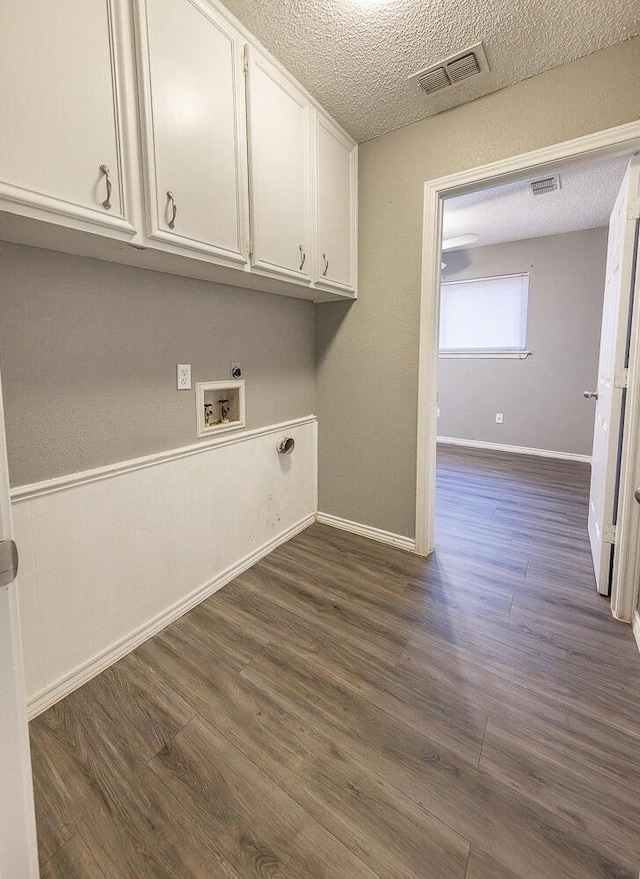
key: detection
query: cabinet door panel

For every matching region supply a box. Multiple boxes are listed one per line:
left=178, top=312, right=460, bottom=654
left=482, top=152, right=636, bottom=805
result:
left=316, top=117, right=356, bottom=293
left=0, top=0, right=124, bottom=219
left=246, top=49, right=311, bottom=281
left=141, top=0, right=245, bottom=261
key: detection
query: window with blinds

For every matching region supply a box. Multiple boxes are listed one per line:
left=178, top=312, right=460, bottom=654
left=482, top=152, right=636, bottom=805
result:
left=439, top=272, right=530, bottom=355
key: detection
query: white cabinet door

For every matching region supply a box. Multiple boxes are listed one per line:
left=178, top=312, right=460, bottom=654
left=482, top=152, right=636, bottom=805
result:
left=136, top=0, right=247, bottom=264
left=315, top=116, right=357, bottom=295
left=245, top=47, right=311, bottom=283
left=0, top=0, right=132, bottom=234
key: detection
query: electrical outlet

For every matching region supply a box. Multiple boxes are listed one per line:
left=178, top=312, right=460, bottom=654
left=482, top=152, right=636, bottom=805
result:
left=230, top=362, right=243, bottom=380
left=177, top=364, right=191, bottom=390
left=495, top=413, right=504, bottom=424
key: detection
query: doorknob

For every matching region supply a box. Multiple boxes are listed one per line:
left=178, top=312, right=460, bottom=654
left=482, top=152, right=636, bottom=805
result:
left=0, top=539, right=18, bottom=587
left=583, top=390, right=598, bottom=400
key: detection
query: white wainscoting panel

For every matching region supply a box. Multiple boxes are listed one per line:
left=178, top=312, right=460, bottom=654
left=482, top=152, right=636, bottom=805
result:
left=12, top=417, right=317, bottom=716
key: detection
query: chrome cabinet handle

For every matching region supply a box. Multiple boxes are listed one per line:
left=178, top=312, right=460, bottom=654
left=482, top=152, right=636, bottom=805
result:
left=166, top=191, right=177, bottom=229
left=99, top=164, right=112, bottom=210
left=299, top=244, right=306, bottom=271
left=322, top=253, right=329, bottom=277
left=635, top=486, right=640, bottom=505
left=583, top=390, right=598, bottom=400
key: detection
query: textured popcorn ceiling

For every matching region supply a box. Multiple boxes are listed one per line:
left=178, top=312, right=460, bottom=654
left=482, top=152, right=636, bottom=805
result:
left=442, top=154, right=630, bottom=248
left=220, top=0, right=639, bottom=142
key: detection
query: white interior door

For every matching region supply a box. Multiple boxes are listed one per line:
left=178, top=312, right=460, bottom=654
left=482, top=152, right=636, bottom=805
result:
left=588, top=156, right=640, bottom=595
left=0, top=375, right=39, bottom=878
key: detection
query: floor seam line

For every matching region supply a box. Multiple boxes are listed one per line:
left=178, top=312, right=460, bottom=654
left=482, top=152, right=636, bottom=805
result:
left=477, top=715, right=490, bottom=769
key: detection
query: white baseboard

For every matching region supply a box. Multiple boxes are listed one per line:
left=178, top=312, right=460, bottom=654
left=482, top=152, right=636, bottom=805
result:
left=437, top=436, right=591, bottom=464
left=316, top=511, right=416, bottom=553
left=633, top=610, right=640, bottom=657
left=27, top=512, right=314, bottom=719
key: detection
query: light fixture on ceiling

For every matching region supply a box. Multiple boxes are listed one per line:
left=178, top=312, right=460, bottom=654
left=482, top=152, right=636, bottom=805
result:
left=442, top=233, right=479, bottom=251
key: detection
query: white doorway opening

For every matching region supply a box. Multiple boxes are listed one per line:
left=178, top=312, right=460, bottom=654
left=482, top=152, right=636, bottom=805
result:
left=416, top=120, right=640, bottom=623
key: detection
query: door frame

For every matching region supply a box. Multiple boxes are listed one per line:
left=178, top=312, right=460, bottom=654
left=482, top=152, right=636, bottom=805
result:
left=415, top=120, right=640, bottom=622
left=0, top=370, right=40, bottom=877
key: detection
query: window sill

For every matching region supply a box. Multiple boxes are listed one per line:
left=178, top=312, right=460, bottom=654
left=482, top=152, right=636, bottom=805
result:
left=439, top=351, right=532, bottom=360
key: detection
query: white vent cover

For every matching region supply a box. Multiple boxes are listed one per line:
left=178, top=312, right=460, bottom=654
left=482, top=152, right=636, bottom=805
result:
left=530, top=175, right=561, bottom=195
left=409, top=43, right=490, bottom=96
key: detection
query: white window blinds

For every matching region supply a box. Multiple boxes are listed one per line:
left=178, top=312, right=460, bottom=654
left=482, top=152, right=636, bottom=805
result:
left=439, top=272, right=530, bottom=354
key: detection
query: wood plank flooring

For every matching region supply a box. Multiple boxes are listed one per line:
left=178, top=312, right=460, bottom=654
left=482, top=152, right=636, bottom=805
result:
left=30, top=445, right=640, bottom=878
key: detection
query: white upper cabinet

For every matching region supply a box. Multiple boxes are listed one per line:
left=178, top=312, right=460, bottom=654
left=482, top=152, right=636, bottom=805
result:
left=0, top=0, right=132, bottom=234
left=135, top=0, right=247, bottom=264
left=245, top=46, right=312, bottom=283
left=0, top=0, right=356, bottom=301
left=315, top=115, right=357, bottom=295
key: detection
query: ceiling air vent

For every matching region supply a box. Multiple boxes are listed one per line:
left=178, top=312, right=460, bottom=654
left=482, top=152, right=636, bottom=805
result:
left=419, top=67, right=450, bottom=95
left=447, top=53, right=481, bottom=84
left=530, top=175, right=561, bottom=196
left=409, top=43, right=490, bottom=96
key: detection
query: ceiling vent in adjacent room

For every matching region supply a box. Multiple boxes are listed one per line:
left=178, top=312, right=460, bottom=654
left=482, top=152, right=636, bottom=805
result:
left=530, top=174, right=561, bottom=195
left=409, top=43, right=490, bottom=96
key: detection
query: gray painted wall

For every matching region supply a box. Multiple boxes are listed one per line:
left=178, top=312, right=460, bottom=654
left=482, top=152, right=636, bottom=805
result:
left=2, top=38, right=640, bottom=515
left=316, top=36, right=640, bottom=540
left=0, top=241, right=315, bottom=486
left=437, top=228, right=607, bottom=456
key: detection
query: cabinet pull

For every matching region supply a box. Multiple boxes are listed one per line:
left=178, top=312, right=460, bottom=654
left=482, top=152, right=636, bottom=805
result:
left=299, top=245, right=306, bottom=271
left=99, top=164, right=112, bottom=210
left=166, top=191, right=177, bottom=229
left=322, top=253, right=329, bottom=277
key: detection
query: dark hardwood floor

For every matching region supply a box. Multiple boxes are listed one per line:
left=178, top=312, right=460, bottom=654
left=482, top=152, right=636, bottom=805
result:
left=31, top=445, right=640, bottom=878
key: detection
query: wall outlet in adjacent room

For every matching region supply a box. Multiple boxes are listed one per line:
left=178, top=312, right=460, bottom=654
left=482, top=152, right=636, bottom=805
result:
left=495, top=413, right=504, bottom=424
left=177, top=364, right=192, bottom=390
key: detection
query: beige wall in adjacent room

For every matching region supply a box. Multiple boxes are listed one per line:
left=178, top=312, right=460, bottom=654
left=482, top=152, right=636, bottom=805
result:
left=437, top=228, right=607, bottom=456
left=0, top=241, right=315, bottom=486
left=315, top=36, right=640, bottom=540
